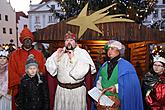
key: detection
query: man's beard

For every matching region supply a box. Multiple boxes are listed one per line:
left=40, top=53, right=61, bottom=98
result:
left=66, top=43, right=75, bottom=50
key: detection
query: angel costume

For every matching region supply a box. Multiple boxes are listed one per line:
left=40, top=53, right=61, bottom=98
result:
left=0, top=59, right=11, bottom=110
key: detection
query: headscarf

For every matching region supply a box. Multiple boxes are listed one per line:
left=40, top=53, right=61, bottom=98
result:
left=104, top=40, right=125, bottom=55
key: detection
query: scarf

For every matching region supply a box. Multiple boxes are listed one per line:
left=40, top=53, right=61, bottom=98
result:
left=107, top=55, right=120, bottom=80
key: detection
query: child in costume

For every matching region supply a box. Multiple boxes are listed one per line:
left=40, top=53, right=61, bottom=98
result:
left=16, top=54, right=50, bottom=110
left=0, top=49, right=12, bottom=110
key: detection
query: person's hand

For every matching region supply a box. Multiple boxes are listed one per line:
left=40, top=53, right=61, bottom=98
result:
left=102, top=86, right=116, bottom=94
left=8, top=89, right=13, bottom=95
left=56, top=48, right=65, bottom=58
left=107, top=86, right=116, bottom=93
left=146, top=90, right=151, bottom=96
left=67, top=50, right=74, bottom=59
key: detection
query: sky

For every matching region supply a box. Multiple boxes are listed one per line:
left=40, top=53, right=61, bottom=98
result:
left=8, top=0, right=42, bottom=14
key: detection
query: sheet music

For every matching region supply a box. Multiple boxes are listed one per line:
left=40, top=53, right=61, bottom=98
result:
left=88, top=87, right=114, bottom=106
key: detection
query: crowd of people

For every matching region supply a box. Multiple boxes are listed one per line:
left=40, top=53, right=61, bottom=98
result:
left=0, top=25, right=164, bottom=110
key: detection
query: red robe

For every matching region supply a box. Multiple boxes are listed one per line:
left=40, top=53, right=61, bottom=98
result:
left=146, top=75, right=165, bottom=110
left=8, top=48, right=46, bottom=110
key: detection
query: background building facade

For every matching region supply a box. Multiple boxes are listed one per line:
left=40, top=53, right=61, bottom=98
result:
left=16, top=11, right=29, bottom=47
left=28, top=0, right=63, bottom=32
left=0, top=0, right=16, bottom=46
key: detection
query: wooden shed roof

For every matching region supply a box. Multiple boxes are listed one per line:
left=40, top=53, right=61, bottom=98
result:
left=33, top=20, right=165, bottom=42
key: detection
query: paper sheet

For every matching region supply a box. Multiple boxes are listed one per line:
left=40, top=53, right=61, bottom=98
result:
left=88, top=87, right=114, bottom=106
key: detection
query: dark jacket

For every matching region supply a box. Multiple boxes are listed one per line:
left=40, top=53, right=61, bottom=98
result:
left=17, top=73, right=50, bottom=110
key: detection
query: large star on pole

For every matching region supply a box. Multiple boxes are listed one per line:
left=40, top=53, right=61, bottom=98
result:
left=67, top=3, right=134, bottom=39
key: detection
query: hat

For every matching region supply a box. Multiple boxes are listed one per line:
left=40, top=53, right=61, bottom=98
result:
left=20, top=25, right=34, bottom=44
left=153, top=54, right=165, bottom=64
left=0, top=50, right=9, bottom=58
left=104, top=40, right=125, bottom=52
left=64, top=31, right=76, bottom=40
left=25, top=54, right=38, bottom=69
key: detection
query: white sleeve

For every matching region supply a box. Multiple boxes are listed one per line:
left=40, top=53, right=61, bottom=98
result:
left=96, top=76, right=103, bottom=90
left=114, top=84, right=118, bottom=93
left=0, top=72, right=8, bottom=96
left=45, top=52, right=58, bottom=76
left=0, top=82, right=8, bottom=96
left=69, top=59, right=90, bottom=80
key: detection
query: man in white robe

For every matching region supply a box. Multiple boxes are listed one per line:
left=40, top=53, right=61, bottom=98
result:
left=45, top=31, right=96, bottom=110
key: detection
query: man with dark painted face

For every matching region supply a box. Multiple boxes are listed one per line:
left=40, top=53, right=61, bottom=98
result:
left=8, top=25, right=46, bottom=110
left=45, top=31, right=96, bottom=110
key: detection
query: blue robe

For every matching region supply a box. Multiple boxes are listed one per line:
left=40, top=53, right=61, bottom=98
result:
left=91, top=58, right=144, bottom=110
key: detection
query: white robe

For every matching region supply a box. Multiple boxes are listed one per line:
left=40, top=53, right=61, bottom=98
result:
left=0, top=70, right=12, bottom=110
left=45, top=46, right=96, bottom=110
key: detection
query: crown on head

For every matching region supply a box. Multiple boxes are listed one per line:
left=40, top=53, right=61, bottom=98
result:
left=153, top=54, right=165, bottom=64
left=0, top=50, right=9, bottom=57
left=64, top=31, right=76, bottom=40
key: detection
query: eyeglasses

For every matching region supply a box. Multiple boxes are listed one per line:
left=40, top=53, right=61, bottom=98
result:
left=153, top=64, right=164, bottom=68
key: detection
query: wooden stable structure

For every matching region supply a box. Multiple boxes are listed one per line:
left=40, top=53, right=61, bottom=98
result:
left=33, top=21, right=165, bottom=80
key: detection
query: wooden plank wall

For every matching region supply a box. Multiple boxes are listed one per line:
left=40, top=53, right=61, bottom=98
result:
left=80, top=40, right=107, bottom=61
left=34, top=22, right=165, bottom=42
left=128, top=41, right=158, bottom=80
left=48, top=40, right=64, bottom=54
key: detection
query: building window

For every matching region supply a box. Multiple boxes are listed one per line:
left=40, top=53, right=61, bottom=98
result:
left=153, top=9, right=158, bottom=18
left=34, top=24, right=41, bottom=31
left=161, top=9, right=165, bottom=18
left=0, top=14, right=1, bottom=20
left=5, top=15, right=8, bottom=21
left=48, top=16, right=53, bottom=23
left=163, top=0, right=165, bottom=4
left=57, top=3, right=60, bottom=7
left=3, top=28, right=6, bottom=34
left=35, top=16, right=40, bottom=24
left=51, top=5, right=55, bottom=9
left=9, top=28, right=12, bottom=34
left=43, top=15, right=45, bottom=27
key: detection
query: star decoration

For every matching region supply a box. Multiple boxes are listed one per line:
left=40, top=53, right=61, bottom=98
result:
left=67, top=3, right=134, bottom=39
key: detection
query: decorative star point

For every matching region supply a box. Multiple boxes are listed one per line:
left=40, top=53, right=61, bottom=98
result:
left=67, top=3, right=134, bottom=39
